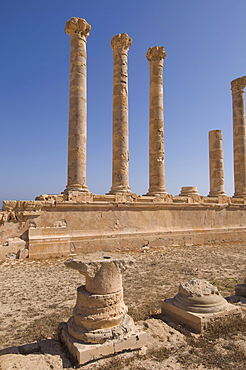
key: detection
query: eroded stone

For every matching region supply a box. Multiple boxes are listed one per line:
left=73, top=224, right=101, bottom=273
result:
left=60, top=250, right=146, bottom=364
left=161, top=278, right=241, bottom=332
left=63, top=253, right=134, bottom=343
left=172, top=279, right=228, bottom=314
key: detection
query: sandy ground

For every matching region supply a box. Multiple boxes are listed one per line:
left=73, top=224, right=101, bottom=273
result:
left=0, top=243, right=246, bottom=369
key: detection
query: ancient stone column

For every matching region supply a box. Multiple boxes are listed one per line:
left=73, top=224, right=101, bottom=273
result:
left=231, top=76, right=246, bottom=197
left=208, top=130, right=225, bottom=196
left=146, top=46, right=167, bottom=195
left=64, top=253, right=134, bottom=344
left=109, top=33, right=132, bottom=194
left=60, top=252, right=147, bottom=365
left=65, top=17, right=91, bottom=193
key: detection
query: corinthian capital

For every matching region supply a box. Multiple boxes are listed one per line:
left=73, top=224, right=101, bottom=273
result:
left=111, top=33, right=132, bottom=53
left=146, top=46, right=166, bottom=61
left=231, top=76, right=246, bottom=93
left=65, top=17, right=91, bottom=37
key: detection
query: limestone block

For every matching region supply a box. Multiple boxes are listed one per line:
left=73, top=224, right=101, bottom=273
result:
left=5, top=237, right=26, bottom=250
left=17, top=248, right=29, bottom=259
left=59, top=322, right=146, bottom=366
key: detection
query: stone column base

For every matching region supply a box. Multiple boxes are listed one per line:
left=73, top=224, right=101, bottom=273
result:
left=59, top=322, right=147, bottom=366
left=63, top=189, right=93, bottom=202
left=161, top=298, right=241, bottom=333
left=146, top=189, right=167, bottom=196
left=179, top=187, right=199, bottom=196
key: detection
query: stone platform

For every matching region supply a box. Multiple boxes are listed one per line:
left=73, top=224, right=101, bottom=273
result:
left=59, top=322, right=146, bottom=365
left=161, top=298, right=240, bottom=332
left=1, top=193, right=246, bottom=259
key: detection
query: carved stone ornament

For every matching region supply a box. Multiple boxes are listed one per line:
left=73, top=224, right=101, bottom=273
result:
left=231, top=76, right=246, bottom=92
left=111, top=33, right=132, bottom=53
left=65, top=17, right=91, bottom=37
left=146, top=46, right=166, bottom=61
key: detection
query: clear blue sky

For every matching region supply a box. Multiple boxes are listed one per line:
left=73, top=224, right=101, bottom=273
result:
left=1, top=0, right=246, bottom=207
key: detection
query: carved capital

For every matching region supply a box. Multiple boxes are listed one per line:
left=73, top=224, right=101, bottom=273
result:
left=65, top=17, right=91, bottom=37
left=111, top=33, right=132, bottom=53
left=231, top=76, right=246, bottom=93
left=146, top=46, right=166, bottom=61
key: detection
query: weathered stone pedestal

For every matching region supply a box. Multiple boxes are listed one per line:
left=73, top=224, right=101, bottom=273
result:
left=161, top=279, right=240, bottom=332
left=59, top=252, right=146, bottom=365
left=179, top=187, right=199, bottom=196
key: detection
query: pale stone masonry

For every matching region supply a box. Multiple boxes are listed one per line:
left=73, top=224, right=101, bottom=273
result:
left=231, top=76, right=246, bottom=197
left=65, top=18, right=91, bottom=193
left=161, top=279, right=240, bottom=332
left=146, top=46, right=167, bottom=195
left=180, top=186, right=199, bottom=196
left=208, top=130, right=225, bottom=196
left=60, top=253, right=146, bottom=365
left=109, top=33, right=132, bottom=194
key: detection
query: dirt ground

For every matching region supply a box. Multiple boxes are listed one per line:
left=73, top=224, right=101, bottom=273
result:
left=1, top=243, right=246, bottom=369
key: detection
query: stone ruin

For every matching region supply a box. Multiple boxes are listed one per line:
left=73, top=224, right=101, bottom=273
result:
left=59, top=264, right=243, bottom=364
left=161, top=278, right=241, bottom=333
left=1, top=17, right=246, bottom=259
left=59, top=252, right=146, bottom=365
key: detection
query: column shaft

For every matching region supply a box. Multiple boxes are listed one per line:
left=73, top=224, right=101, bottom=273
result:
left=109, top=33, right=132, bottom=194
left=65, top=18, right=91, bottom=192
left=231, top=76, right=246, bottom=197
left=147, top=46, right=167, bottom=195
left=208, top=130, right=225, bottom=196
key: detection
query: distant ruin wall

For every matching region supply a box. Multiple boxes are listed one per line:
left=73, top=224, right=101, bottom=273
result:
left=1, top=194, right=246, bottom=259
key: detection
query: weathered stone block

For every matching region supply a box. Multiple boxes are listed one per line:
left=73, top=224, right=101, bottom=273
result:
left=161, top=279, right=241, bottom=332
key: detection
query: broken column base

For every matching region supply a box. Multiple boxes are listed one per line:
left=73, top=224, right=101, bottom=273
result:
left=59, top=322, right=147, bottom=366
left=161, top=298, right=241, bottom=333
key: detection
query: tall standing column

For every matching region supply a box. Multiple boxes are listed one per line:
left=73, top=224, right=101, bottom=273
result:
left=208, top=130, right=225, bottom=196
left=146, top=46, right=167, bottom=195
left=231, top=76, right=246, bottom=197
left=109, top=33, right=132, bottom=194
left=65, top=17, right=91, bottom=193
